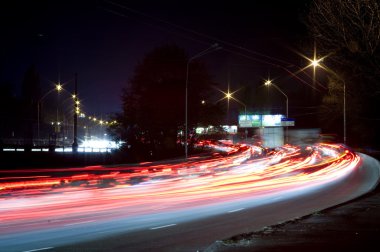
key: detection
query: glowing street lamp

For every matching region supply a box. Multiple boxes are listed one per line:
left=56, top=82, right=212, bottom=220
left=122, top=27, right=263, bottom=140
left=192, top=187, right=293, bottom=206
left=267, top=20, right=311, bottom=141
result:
left=185, top=43, right=221, bottom=159
left=311, top=58, right=321, bottom=68
left=305, top=53, right=346, bottom=145
left=217, top=88, right=247, bottom=139
left=224, top=92, right=246, bottom=117
left=225, top=92, right=232, bottom=100
left=265, top=79, right=289, bottom=143
left=216, top=87, right=247, bottom=118
left=264, top=79, right=288, bottom=119
left=49, top=76, right=80, bottom=150
left=56, top=83, right=63, bottom=92
left=37, top=83, right=64, bottom=142
left=72, top=73, right=79, bottom=152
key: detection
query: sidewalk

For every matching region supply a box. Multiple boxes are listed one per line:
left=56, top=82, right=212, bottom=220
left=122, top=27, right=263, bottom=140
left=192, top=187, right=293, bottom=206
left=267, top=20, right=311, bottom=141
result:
left=205, top=155, right=380, bottom=252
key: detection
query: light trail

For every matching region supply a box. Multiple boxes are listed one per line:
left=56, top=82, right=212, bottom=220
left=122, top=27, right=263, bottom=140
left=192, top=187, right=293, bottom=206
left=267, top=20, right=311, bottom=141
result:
left=150, top=224, right=177, bottom=230
left=21, top=247, right=54, bottom=252
left=0, top=143, right=360, bottom=239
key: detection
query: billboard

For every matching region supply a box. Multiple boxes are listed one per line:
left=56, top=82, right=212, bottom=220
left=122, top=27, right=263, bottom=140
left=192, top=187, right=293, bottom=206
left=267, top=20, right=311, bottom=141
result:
left=262, top=114, right=284, bottom=127
left=281, top=118, right=295, bottom=126
left=239, top=115, right=261, bottom=128
left=239, top=114, right=288, bottom=128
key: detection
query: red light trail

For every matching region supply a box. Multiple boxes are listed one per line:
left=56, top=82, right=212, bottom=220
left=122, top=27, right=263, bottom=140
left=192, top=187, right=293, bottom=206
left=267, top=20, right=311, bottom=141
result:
left=0, top=143, right=360, bottom=238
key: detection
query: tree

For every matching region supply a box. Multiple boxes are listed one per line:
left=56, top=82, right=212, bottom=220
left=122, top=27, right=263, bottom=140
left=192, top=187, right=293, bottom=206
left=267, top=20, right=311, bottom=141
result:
left=307, top=0, right=380, bottom=147
left=21, top=65, right=41, bottom=147
left=0, top=82, right=20, bottom=140
left=112, top=44, right=221, bottom=160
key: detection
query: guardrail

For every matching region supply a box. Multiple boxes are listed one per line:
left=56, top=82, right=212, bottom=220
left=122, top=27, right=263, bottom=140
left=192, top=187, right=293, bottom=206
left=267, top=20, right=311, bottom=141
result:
left=1, top=147, right=115, bottom=153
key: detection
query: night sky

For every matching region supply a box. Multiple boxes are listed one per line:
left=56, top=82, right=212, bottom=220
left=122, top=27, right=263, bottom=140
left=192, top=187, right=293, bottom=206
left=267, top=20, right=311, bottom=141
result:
left=1, top=0, right=311, bottom=118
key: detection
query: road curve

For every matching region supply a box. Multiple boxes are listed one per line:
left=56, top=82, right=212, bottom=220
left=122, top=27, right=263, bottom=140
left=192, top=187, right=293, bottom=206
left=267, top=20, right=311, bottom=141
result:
left=0, top=144, right=379, bottom=252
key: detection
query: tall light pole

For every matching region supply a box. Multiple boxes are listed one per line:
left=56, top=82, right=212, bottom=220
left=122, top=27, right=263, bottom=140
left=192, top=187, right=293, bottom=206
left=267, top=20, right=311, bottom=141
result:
left=72, top=73, right=78, bottom=152
left=225, top=91, right=247, bottom=118
left=265, top=79, right=289, bottom=143
left=37, top=83, right=63, bottom=144
left=264, top=80, right=288, bottom=118
left=185, top=43, right=221, bottom=159
left=343, top=80, right=346, bottom=145
left=309, top=58, right=347, bottom=145
left=225, top=92, right=247, bottom=140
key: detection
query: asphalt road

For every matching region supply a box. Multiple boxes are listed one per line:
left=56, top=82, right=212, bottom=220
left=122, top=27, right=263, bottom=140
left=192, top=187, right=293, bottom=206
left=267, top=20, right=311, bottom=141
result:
left=1, top=149, right=378, bottom=252
left=204, top=153, right=380, bottom=252
left=51, top=153, right=379, bottom=252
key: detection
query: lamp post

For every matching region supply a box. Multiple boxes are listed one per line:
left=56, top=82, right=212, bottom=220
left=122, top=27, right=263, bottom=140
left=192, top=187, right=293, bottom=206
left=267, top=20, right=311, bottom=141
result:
left=226, top=92, right=247, bottom=140
left=72, top=73, right=78, bottom=153
left=309, top=58, right=346, bottom=145
left=343, top=80, right=346, bottom=144
left=37, top=83, right=63, bottom=144
left=185, top=43, right=221, bottom=159
left=265, top=79, right=289, bottom=143
left=225, top=91, right=247, bottom=117
left=264, top=80, right=288, bottom=118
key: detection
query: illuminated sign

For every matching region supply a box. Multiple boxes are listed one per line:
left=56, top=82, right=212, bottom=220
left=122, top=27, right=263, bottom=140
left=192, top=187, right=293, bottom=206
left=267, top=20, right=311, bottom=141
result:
left=262, top=114, right=284, bottom=127
left=239, top=114, right=289, bottom=127
left=281, top=118, right=295, bottom=126
left=195, top=125, right=238, bottom=134
left=238, top=115, right=261, bottom=128
left=222, top=125, right=238, bottom=134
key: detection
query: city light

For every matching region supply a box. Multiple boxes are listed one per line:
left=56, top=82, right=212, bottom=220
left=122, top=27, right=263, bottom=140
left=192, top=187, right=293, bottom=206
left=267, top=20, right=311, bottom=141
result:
left=303, top=49, right=347, bottom=144
left=310, top=58, right=321, bottom=68
left=264, top=79, right=288, bottom=118
left=56, top=83, right=63, bottom=92
left=226, top=92, right=232, bottom=99
left=215, top=87, right=247, bottom=116
left=79, top=139, right=121, bottom=149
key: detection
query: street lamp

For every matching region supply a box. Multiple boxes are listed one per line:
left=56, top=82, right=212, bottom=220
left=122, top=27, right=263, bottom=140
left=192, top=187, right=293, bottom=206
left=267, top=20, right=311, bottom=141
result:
left=226, top=92, right=248, bottom=140
left=306, top=56, right=347, bottom=145
left=56, top=83, right=63, bottom=92
left=265, top=79, right=289, bottom=143
left=37, top=83, right=63, bottom=144
left=54, top=75, right=80, bottom=152
left=185, top=43, right=221, bottom=159
left=224, top=91, right=247, bottom=118
left=217, top=88, right=247, bottom=140
left=72, top=73, right=78, bottom=152
left=264, top=79, right=288, bottom=119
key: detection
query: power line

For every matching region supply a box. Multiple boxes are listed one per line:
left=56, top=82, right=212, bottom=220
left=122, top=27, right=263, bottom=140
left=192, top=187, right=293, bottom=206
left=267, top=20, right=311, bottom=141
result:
left=102, top=0, right=326, bottom=92
left=103, top=1, right=297, bottom=66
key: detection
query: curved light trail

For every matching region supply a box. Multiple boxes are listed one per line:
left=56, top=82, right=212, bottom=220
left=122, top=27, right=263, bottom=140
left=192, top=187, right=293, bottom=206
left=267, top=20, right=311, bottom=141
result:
left=0, top=143, right=364, bottom=251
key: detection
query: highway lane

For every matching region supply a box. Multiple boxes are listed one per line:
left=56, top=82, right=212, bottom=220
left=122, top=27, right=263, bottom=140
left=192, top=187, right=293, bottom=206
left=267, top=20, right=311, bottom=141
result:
left=0, top=143, right=378, bottom=252
left=50, top=153, right=380, bottom=252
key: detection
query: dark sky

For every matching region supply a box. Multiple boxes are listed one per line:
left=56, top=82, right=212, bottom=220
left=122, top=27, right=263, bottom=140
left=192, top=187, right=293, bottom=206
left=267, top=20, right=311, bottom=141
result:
left=0, top=0, right=311, bottom=117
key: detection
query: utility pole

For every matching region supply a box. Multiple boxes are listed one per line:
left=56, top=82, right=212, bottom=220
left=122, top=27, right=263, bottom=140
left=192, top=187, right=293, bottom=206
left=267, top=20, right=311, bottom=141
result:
left=72, top=73, right=78, bottom=152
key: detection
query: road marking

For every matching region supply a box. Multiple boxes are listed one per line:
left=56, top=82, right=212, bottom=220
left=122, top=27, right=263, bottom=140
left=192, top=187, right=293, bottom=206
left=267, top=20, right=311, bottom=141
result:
left=96, top=230, right=114, bottom=234
left=272, top=196, right=284, bottom=201
left=64, top=220, right=95, bottom=226
left=150, top=223, right=177, bottom=230
left=228, top=208, right=245, bottom=213
left=22, top=247, right=54, bottom=252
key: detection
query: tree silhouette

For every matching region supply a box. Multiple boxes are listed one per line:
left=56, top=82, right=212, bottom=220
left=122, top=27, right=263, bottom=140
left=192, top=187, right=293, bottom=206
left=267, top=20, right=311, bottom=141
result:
left=307, top=0, right=380, bottom=147
left=112, top=44, right=221, bottom=160
left=21, top=65, right=41, bottom=147
left=0, top=82, right=20, bottom=141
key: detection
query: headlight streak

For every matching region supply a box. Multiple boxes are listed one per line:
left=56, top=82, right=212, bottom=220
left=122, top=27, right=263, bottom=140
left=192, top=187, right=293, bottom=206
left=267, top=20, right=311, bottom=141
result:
left=0, top=143, right=360, bottom=236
